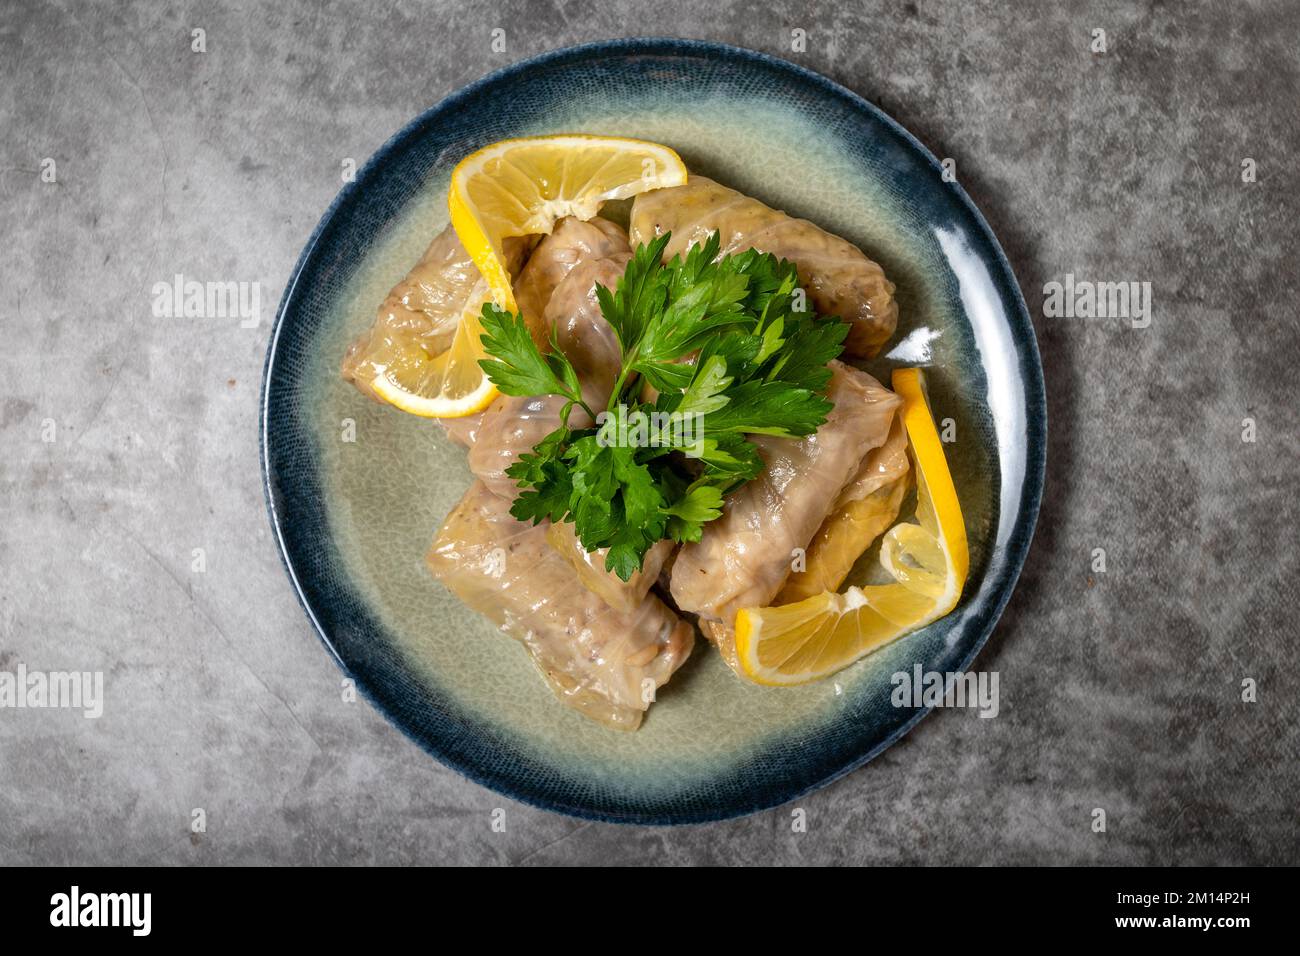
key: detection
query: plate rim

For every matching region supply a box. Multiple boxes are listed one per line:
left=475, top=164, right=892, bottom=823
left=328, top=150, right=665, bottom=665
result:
left=259, top=36, right=1047, bottom=825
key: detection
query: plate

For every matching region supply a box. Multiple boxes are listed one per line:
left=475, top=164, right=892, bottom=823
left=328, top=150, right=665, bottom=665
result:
left=260, top=38, right=1045, bottom=823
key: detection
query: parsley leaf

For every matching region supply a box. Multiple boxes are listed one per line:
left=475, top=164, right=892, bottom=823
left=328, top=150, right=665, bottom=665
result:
left=478, top=305, right=589, bottom=414
left=505, top=425, right=574, bottom=525
left=700, top=379, right=833, bottom=437
left=480, top=230, right=849, bottom=580
left=594, top=234, right=671, bottom=356
left=664, top=483, right=725, bottom=543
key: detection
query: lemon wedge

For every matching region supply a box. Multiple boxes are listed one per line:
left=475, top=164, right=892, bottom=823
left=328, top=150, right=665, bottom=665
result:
left=369, top=135, right=686, bottom=419
left=733, top=368, right=969, bottom=686
left=448, top=134, right=688, bottom=313
left=368, top=280, right=499, bottom=418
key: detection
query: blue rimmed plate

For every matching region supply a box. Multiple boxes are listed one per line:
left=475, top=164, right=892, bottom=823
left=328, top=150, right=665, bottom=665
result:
left=260, top=38, right=1045, bottom=824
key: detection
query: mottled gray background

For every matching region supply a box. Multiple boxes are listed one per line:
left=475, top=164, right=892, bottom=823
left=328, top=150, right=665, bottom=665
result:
left=1, top=0, right=1296, bottom=866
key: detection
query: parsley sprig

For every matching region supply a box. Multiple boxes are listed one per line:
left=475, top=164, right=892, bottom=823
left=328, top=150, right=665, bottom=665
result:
left=477, top=231, right=848, bottom=580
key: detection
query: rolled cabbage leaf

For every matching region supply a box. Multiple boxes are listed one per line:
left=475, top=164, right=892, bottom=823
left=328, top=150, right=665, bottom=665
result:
left=669, top=361, right=902, bottom=630
left=777, top=411, right=911, bottom=604
left=340, top=225, right=529, bottom=402
left=427, top=482, right=693, bottom=731
left=630, top=177, right=898, bottom=357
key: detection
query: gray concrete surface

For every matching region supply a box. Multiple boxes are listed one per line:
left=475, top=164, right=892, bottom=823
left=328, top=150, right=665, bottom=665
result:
left=1, top=0, right=1297, bottom=865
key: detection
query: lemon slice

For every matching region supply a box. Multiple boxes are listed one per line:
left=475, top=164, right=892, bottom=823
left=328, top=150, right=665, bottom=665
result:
left=448, top=134, right=688, bottom=313
left=367, top=135, right=685, bottom=419
left=369, top=281, right=498, bottom=417
left=733, top=368, right=969, bottom=686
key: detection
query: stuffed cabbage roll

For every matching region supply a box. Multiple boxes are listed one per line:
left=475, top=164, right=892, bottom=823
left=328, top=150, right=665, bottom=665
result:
left=341, top=225, right=528, bottom=402
left=427, top=482, right=693, bottom=731
left=514, top=216, right=629, bottom=332
left=467, top=233, right=675, bottom=612
left=474, top=251, right=676, bottom=612
left=467, top=394, right=574, bottom=498
left=630, top=177, right=899, bottom=357
left=437, top=410, right=488, bottom=449
left=776, top=412, right=911, bottom=604
left=546, top=523, right=675, bottom=614
left=468, top=251, right=629, bottom=498
left=670, top=361, right=902, bottom=632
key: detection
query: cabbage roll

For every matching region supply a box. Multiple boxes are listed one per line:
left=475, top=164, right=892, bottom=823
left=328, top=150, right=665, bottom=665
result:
left=437, top=410, right=487, bottom=449
left=546, top=522, right=675, bottom=614
left=468, top=251, right=629, bottom=498
left=776, top=412, right=911, bottom=603
left=427, top=482, right=693, bottom=731
left=514, top=216, right=629, bottom=332
left=669, top=361, right=902, bottom=631
left=467, top=394, right=574, bottom=498
left=630, top=177, right=898, bottom=357
left=467, top=221, right=672, bottom=612
left=475, top=252, right=677, bottom=612
left=341, top=225, right=528, bottom=402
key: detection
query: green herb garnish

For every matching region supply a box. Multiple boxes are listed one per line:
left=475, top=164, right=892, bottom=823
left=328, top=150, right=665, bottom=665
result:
left=477, top=232, right=848, bottom=580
